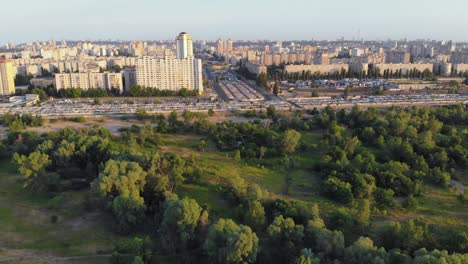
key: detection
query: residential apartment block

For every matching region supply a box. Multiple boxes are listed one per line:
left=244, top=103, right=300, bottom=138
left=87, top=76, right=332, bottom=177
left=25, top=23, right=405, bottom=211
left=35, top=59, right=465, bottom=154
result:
left=135, top=56, right=203, bottom=94
left=55, top=72, right=124, bottom=93
left=0, top=57, right=16, bottom=96
left=134, top=32, right=203, bottom=94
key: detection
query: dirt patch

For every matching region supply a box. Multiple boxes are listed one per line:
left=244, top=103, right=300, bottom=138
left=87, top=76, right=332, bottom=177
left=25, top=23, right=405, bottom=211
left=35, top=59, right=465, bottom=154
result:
left=26, top=117, right=142, bottom=136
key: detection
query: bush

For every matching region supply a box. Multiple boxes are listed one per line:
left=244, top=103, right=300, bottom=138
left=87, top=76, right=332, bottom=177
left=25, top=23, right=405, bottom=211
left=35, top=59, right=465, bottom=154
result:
left=50, top=215, right=58, bottom=224
left=324, top=177, right=354, bottom=205
left=403, top=195, right=418, bottom=211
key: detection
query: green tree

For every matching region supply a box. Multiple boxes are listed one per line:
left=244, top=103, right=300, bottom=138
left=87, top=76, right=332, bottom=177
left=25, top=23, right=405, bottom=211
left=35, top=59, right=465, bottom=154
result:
left=93, top=98, right=102, bottom=105
left=314, top=228, right=345, bottom=260
left=353, top=199, right=371, bottom=229
left=273, top=82, right=279, bottom=95
left=324, top=177, right=353, bottom=205
left=279, top=129, right=301, bottom=156
left=233, top=149, right=241, bottom=161
left=403, top=195, right=418, bottom=211
left=267, top=105, right=277, bottom=119
left=374, top=188, right=396, bottom=209
left=93, top=160, right=147, bottom=203
left=259, top=146, right=267, bottom=160
left=264, top=215, right=304, bottom=263
left=208, top=108, right=215, bottom=116
left=344, top=237, right=387, bottom=264
left=131, top=256, right=144, bottom=264
left=448, top=80, right=459, bottom=87
left=135, top=108, right=149, bottom=120
left=204, top=219, right=259, bottom=264
left=31, top=87, right=47, bottom=100
left=295, top=248, right=320, bottom=264
left=198, top=139, right=207, bottom=152
left=244, top=200, right=266, bottom=230
left=13, top=151, right=51, bottom=190
left=159, top=196, right=203, bottom=253
left=112, top=195, right=146, bottom=233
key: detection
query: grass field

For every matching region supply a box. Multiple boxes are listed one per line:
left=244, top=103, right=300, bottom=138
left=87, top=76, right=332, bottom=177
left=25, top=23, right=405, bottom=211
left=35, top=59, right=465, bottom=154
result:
left=164, top=131, right=468, bottom=232
left=165, top=130, right=350, bottom=219
left=0, top=160, right=125, bottom=263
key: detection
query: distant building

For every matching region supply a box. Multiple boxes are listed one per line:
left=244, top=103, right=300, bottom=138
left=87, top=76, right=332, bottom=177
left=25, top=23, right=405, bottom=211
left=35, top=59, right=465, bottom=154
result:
left=226, top=39, right=233, bottom=53
left=453, top=64, right=468, bottom=75
left=175, top=32, right=194, bottom=59
left=313, top=52, right=331, bottom=65
left=385, top=51, right=411, bottom=64
left=122, top=69, right=137, bottom=91
left=6, top=94, right=39, bottom=106
left=55, top=72, right=124, bottom=93
left=433, top=62, right=452, bottom=76
left=31, top=78, right=55, bottom=88
left=136, top=56, right=203, bottom=94
left=410, top=44, right=434, bottom=58
left=130, top=41, right=145, bottom=57
left=284, top=64, right=349, bottom=75
left=372, top=63, right=433, bottom=75
left=244, top=61, right=267, bottom=76
left=217, top=39, right=224, bottom=54
left=0, top=57, right=16, bottom=96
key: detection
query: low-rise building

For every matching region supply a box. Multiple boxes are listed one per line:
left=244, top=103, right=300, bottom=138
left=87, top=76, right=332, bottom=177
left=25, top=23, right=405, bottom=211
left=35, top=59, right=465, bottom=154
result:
left=371, top=63, right=433, bottom=75
left=284, top=64, right=349, bottom=75
left=452, top=64, right=468, bottom=75
left=244, top=61, right=267, bottom=76
left=31, top=78, right=55, bottom=88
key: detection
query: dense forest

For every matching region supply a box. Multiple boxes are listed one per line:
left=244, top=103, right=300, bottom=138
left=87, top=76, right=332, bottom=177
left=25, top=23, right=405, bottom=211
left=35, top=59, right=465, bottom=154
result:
left=1, top=105, right=467, bottom=263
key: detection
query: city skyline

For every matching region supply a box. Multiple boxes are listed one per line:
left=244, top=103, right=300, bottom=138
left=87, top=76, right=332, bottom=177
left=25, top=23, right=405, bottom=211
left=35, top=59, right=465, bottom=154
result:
left=1, top=0, right=468, bottom=43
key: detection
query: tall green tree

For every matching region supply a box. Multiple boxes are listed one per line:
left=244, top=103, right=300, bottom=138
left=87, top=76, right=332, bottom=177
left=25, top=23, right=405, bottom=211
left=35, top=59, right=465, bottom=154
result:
left=243, top=200, right=266, bottom=231
left=93, top=160, right=147, bottom=203
left=279, top=129, right=301, bottom=156
left=264, top=215, right=304, bottom=263
left=13, top=151, right=52, bottom=191
left=159, top=196, right=204, bottom=253
left=204, top=219, right=259, bottom=264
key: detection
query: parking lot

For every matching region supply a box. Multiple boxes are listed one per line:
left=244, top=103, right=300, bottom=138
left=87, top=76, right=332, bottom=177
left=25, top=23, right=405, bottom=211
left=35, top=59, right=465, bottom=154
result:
left=288, top=94, right=468, bottom=109
left=218, top=80, right=264, bottom=102
left=0, top=87, right=467, bottom=117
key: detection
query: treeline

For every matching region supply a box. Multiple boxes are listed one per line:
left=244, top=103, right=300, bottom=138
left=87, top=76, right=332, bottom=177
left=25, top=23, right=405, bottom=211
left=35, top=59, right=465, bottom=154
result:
left=16, top=85, right=198, bottom=99
left=16, top=86, right=121, bottom=99
left=136, top=108, right=308, bottom=160
left=368, top=68, right=436, bottom=80
left=125, top=86, right=198, bottom=97
left=1, top=113, right=43, bottom=132
left=315, top=105, right=467, bottom=207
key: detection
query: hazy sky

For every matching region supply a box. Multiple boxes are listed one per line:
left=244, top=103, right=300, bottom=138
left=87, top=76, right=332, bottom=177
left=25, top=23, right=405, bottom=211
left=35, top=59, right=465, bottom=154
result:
left=1, top=0, right=467, bottom=43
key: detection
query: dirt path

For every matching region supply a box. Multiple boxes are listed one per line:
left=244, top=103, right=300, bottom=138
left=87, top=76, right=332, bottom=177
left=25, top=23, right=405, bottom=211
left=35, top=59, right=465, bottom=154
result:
left=0, top=248, right=114, bottom=264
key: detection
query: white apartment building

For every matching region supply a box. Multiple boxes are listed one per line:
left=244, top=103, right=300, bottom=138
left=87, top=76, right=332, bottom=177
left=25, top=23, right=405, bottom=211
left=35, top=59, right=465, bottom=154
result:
left=135, top=32, right=202, bottom=94
left=136, top=56, right=203, bottom=94
left=176, top=32, right=194, bottom=59
left=55, top=72, right=124, bottom=93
